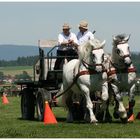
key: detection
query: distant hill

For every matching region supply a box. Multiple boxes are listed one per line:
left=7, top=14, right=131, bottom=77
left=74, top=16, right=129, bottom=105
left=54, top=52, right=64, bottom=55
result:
left=0, top=44, right=139, bottom=61
left=0, top=44, right=38, bottom=60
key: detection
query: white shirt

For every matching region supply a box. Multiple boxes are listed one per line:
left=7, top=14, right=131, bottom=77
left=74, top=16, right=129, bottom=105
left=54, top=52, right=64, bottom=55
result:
left=77, top=31, right=94, bottom=45
left=58, top=32, right=78, bottom=45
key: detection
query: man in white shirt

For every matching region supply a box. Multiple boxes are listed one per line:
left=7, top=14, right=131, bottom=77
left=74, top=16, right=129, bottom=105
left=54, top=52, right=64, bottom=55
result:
left=77, top=20, right=94, bottom=45
left=54, top=23, right=78, bottom=70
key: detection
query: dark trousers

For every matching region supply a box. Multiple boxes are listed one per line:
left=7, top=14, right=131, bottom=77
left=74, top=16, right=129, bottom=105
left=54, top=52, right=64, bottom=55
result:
left=54, top=49, right=78, bottom=70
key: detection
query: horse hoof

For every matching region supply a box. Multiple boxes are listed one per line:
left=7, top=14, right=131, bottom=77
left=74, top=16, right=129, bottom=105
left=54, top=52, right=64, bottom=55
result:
left=94, top=122, right=98, bottom=125
left=120, top=117, right=128, bottom=123
left=90, top=119, right=98, bottom=123
left=127, top=110, right=133, bottom=119
left=66, top=116, right=74, bottom=123
left=119, top=111, right=127, bottom=119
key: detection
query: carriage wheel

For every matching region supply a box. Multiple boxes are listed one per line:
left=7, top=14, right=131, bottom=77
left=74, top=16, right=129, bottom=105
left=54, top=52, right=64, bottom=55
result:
left=21, top=88, right=35, bottom=120
left=36, top=88, right=51, bottom=121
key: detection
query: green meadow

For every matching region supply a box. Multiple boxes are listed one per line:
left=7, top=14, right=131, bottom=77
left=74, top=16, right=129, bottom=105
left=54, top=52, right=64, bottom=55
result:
left=0, top=96, right=140, bottom=138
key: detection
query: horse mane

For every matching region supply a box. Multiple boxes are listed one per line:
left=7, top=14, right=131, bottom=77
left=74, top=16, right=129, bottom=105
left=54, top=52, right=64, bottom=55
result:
left=78, top=38, right=103, bottom=60
left=112, top=34, right=129, bottom=46
left=115, top=34, right=126, bottom=41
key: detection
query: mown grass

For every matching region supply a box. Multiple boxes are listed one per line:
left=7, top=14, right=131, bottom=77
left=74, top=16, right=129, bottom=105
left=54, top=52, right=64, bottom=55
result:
left=0, top=96, right=140, bottom=138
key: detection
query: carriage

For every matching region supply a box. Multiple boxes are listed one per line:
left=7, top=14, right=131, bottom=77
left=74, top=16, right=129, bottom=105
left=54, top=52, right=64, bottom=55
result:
left=16, top=40, right=62, bottom=121
left=17, top=34, right=137, bottom=123
left=16, top=39, right=103, bottom=122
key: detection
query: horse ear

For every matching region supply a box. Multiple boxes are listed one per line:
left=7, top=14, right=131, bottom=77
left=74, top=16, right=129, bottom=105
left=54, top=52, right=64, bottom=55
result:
left=100, top=40, right=106, bottom=47
left=124, top=34, right=131, bottom=42
left=113, top=35, right=117, bottom=42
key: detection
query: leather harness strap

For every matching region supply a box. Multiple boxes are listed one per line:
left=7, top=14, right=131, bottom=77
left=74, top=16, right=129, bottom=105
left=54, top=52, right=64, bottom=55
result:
left=53, top=68, right=106, bottom=100
left=75, top=69, right=106, bottom=80
left=107, top=67, right=136, bottom=77
left=107, top=69, right=116, bottom=77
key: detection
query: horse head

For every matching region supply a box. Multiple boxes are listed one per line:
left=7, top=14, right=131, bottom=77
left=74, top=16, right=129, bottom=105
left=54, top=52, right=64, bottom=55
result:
left=112, top=34, right=132, bottom=66
left=79, top=38, right=106, bottom=72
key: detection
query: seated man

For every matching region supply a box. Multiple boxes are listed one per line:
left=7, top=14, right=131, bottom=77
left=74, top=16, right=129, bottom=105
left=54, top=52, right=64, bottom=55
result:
left=54, top=23, right=78, bottom=70
left=77, top=20, right=94, bottom=46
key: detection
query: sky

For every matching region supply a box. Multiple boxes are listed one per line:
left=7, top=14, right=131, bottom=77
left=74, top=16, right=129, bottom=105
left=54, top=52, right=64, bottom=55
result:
left=0, top=1, right=140, bottom=53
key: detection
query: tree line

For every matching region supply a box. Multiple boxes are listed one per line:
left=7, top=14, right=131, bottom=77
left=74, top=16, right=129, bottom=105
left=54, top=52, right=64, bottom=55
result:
left=0, top=53, right=140, bottom=76
left=0, top=56, right=39, bottom=67
left=131, top=53, right=140, bottom=77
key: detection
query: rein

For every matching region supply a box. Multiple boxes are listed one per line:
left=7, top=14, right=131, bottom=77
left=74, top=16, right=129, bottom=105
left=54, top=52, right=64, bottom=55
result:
left=117, top=53, right=132, bottom=61
left=82, top=60, right=104, bottom=70
left=122, top=54, right=131, bottom=59
left=75, top=69, right=107, bottom=78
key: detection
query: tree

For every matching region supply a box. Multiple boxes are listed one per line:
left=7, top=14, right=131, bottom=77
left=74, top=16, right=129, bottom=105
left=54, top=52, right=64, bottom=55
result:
left=0, top=71, right=5, bottom=80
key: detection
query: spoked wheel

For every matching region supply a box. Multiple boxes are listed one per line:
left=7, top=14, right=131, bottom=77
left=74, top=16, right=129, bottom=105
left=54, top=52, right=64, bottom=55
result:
left=36, top=88, right=51, bottom=121
left=21, top=88, right=35, bottom=120
left=113, top=110, right=120, bottom=119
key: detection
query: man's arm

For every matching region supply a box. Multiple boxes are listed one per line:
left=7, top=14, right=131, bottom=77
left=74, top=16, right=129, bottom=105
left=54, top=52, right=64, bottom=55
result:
left=58, top=34, right=68, bottom=46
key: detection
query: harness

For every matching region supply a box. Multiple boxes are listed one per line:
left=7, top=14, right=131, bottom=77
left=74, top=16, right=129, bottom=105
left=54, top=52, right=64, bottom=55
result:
left=108, top=67, right=136, bottom=76
left=82, top=60, right=104, bottom=70
left=107, top=61, right=136, bottom=77
left=76, top=59, right=107, bottom=76
left=53, top=60, right=107, bottom=100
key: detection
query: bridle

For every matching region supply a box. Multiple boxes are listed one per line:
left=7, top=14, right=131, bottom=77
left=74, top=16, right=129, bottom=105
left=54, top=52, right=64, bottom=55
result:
left=82, top=47, right=106, bottom=72
left=108, top=41, right=136, bottom=76
left=82, top=60, right=105, bottom=72
left=115, top=41, right=131, bottom=59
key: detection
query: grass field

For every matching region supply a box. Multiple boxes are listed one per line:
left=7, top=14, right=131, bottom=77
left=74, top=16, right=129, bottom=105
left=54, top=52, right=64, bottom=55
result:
left=0, top=66, right=33, bottom=77
left=1, top=96, right=140, bottom=138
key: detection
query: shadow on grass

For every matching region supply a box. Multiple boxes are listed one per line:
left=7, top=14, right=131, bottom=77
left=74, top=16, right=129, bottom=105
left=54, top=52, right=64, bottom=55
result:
left=56, top=117, right=66, bottom=122
left=17, top=117, right=67, bottom=122
left=17, top=117, right=41, bottom=122
left=17, top=117, right=132, bottom=125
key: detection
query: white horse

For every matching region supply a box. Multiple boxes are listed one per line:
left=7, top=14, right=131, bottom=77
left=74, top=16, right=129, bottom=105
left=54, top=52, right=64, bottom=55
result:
left=107, top=34, right=137, bottom=122
left=57, top=38, right=109, bottom=123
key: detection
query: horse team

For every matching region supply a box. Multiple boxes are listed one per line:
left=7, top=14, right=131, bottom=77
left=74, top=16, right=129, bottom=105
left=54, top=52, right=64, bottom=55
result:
left=55, top=34, right=137, bottom=124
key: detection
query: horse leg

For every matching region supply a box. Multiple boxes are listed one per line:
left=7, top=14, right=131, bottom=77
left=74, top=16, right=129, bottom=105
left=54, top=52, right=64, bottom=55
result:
left=80, top=85, right=98, bottom=123
left=127, top=84, right=136, bottom=118
left=65, top=90, right=74, bottom=123
left=100, top=81, right=109, bottom=122
left=105, top=100, right=112, bottom=122
left=67, top=110, right=74, bottom=123
left=111, top=84, right=127, bottom=120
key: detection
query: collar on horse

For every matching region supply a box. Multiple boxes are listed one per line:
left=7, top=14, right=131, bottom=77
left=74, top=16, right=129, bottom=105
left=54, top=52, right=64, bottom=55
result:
left=107, top=66, right=136, bottom=77
left=74, top=60, right=107, bottom=81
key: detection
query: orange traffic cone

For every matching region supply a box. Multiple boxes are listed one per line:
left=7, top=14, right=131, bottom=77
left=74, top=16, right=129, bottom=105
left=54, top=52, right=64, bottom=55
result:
left=128, top=114, right=134, bottom=122
left=2, top=94, right=9, bottom=104
left=136, top=112, right=140, bottom=119
left=44, top=101, right=57, bottom=125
